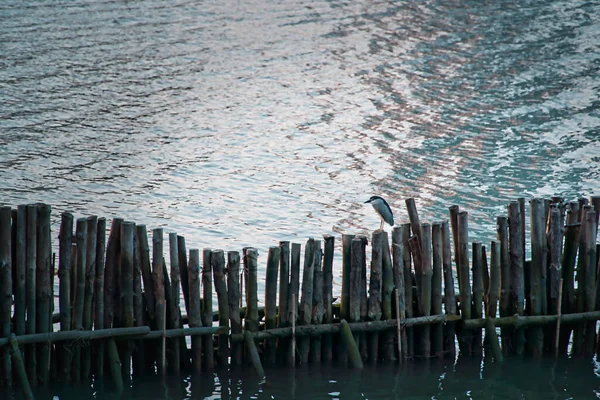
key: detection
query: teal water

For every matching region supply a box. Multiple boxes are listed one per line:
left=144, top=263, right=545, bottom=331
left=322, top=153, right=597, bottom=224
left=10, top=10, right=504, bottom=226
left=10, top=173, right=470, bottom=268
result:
left=1, top=0, right=600, bottom=398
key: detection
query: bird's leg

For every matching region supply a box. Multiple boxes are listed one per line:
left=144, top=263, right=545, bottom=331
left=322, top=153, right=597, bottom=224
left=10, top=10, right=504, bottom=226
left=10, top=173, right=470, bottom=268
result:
left=379, top=218, right=384, bottom=232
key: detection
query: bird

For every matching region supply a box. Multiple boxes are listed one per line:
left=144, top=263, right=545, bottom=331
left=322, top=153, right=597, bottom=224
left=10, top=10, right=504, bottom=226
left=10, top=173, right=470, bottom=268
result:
left=364, top=195, right=394, bottom=231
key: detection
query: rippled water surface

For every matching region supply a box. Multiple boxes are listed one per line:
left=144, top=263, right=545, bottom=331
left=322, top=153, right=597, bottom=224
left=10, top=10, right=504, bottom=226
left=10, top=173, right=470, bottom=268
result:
left=1, top=0, right=600, bottom=397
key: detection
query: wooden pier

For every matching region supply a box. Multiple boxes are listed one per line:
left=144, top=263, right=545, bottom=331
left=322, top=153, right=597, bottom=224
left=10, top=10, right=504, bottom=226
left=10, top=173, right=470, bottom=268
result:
left=0, top=197, right=599, bottom=397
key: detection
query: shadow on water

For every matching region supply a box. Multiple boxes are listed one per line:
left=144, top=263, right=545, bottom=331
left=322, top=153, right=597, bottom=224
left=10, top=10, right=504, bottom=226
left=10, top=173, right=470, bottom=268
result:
left=5, top=354, right=598, bottom=399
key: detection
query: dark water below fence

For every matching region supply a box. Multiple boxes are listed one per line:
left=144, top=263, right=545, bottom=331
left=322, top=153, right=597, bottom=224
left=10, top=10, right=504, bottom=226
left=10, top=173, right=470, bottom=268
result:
left=2, top=0, right=600, bottom=398
left=5, top=357, right=600, bottom=399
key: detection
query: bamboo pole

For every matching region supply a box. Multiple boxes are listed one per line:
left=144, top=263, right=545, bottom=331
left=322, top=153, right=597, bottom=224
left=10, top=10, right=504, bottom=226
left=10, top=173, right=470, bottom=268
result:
left=264, top=246, right=280, bottom=365
left=177, top=236, right=190, bottom=320
left=555, top=279, right=564, bottom=356
left=82, top=215, right=97, bottom=380
left=472, top=242, right=484, bottom=356
left=25, top=205, right=38, bottom=386
left=168, top=233, right=180, bottom=374
left=449, top=205, right=461, bottom=288
left=340, top=320, right=363, bottom=369
left=559, top=202, right=579, bottom=354
left=188, top=249, right=202, bottom=375
left=488, top=241, right=501, bottom=319
left=496, top=215, right=511, bottom=354
left=15, top=206, right=26, bottom=339
left=0, top=207, right=12, bottom=387
left=419, top=223, right=432, bottom=358
left=287, top=244, right=300, bottom=366
left=359, top=236, right=368, bottom=361
left=547, top=208, right=562, bottom=354
left=529, top=198, right=545, bottom=357
left=9, top=334, right=33, bottom=400
left=106, top=338, right=123, bottom=393
left=431, top=223, right=443, bottom=358
left=381, top=232, right=395, bottom=361
left=201, top=249, right=213, bottom=371
left=227, top=251, right=242, bottom=367
left=457, top=212, right=472, bottom=355
left=35, top=204, right=51, bottom=384
left=508, top=201, right=525, bottom=355
left=137, top=226, right=155, bottom=327
left=349, top=238, right=363, bottom=326
left=104, top=218, right=123, bottom=331
left=581, top=209, right=597, bottom=356
left=392, top=227, right=407, bottom=362
left=298, top=238, right=315, bottom=364
left=244, top=330, right=264, bottom=380
left=152, top=228, right=166, bottom=372
left=340, top=234, right=354, bottom=322
left=310, top=242, right=324, bottom=364
left=95, top=217, right=106, bottom=378
left=484, top=318, right=503, bottom=363
left=401, top=223, right=414, bottom=359
left=441, top=221, right=457, bottom=359
left=245, top=248, right=259, bottom=334
left=72, top=217, right=87, bottom=383
left=212, top=250, right=229, bottom=367
left=367, top=230, right=383, bottom=364
left=463, top=310, right=600, bottom=330
left=278, top=241, right=290, bottom=328
left=120, top=221, right=135, bottom=380
left=322, top=235, right=335, bottom=363
left=132, top=226, right=145, bottom=376
left=58, top=212, right=73, bottom=382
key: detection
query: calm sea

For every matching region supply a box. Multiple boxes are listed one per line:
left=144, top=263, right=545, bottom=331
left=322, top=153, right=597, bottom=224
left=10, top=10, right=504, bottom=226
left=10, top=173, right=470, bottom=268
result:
left=1, top=0, right=599, bottom=398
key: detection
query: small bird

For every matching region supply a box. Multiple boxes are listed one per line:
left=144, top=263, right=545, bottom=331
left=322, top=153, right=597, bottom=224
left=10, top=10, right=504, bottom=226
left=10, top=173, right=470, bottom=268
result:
left=364, top=195, right=394, bottom=231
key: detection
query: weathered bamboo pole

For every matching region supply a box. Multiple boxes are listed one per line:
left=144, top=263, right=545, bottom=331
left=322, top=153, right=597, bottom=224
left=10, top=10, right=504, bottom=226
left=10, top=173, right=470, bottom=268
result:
left=359, top=236, right=368, bottom=361
left=547, top=207, right=562, bottom=354
left=322, top=235, right=335, bottom=363
left=482, top=245, right=490, bottom=308
left=177, top=236, right=190, bottom=320
left=95, top=217, right=106, bottom=378
left=278, top=241, right=290, bottom=328
left=508, top=201, right=525, bottom=355
left=381, top=232, right=395, bottom=361
left=340, top=234, right=355, bottom=322
left=405, top=198, right=423, bottom=254
left=245, top=248, right=259, bottom=334
left=441, top=221, right=457, bottom=359
left=484, top=318, right=503, bottom=363
left=35, top=204, right=51, bottom=384
left=472, top=241, right=484, bottom=356
left=528, top=198, right=546, bottom=357
left=310, top=242, right=324, bottom=364
left=581, top=209, right=597, bottom=356
left=287, top=244, right=300, bottom=366
left=188, top=249, right=202, bottom=375
left=431, top=223, right=443, bottom=358
left=419, top=223, right=433, bottom=359
left=367, top=230, right=383, bottom=364
left=487, top=241, right=501, bottom=319
left=400, top=223, right=414, bottom=359
left=349, top=238, right=363, bottom=327
left=25, top=205, right=37, bottom=386
left=212, top=250, right=229, bottom=367
left=559, top=202, right=579, bottom=354
left=15, top=206, right=26, bottom=339
left=264, top=246, right=280, bottom=366
left=152, top=228, right=166, bottom=374
left=72, top=217, right=87, bottom=383
left=120, top=221, right=135, bottom=380
left=392, top=227, right=407, bottom=362
left=201, top=249, right=213, bottom=371
left=168, top=233, right=180, bottom=374
left=106, top=338, right=123, bottom=393
left=457, top=212, right=472, bottom=355
left=340, top=320, right=363, bottom=369
left=137, top=226, right=155, bottom=327
left=58, top=212, right=73, bottom=382
left=227, top=251, right=242, bottom=367
left=463, top=310, right=600, bottom=330
left=104, top=218, right=123, bottom=331
left=0, top=207, right=12, bottom=387
left=244, top=330, right=264, bottom=380
left=555, top=278, right=564, bottom=356
left=82, top=215, right=97, bottom=380
left=9, top=334, right=33, bottom=400
left=496, top=215, right=511, bottom=354
left=298, top=238, right=315, bottom=364
left=449, top=205, right=461, bottom=288
left=132, top=226, right=145, bottom=376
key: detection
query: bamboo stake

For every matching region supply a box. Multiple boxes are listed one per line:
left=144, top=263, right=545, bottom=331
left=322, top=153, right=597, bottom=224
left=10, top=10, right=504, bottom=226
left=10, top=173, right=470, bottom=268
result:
left=265, top=246, right=280, bottom=366
left=278, top=241, right=290, bottom=328
left=322, top=235, right=335, bottom=363
left=555, top=279, right=564, bottom=357
left=508, top=201, right=525, bottom=355
left=488, top=241, right=501, bottom=319
left=132, top=226, right=145, bottom=376
left=9, top=334, right=33, bottom=400
left=582, top=209, right=597, bottom=356
left=395, top=289, right=402, bottom=364
left=367, top=230, right=383, bottom=364
left=15, top=205, right=26, bottom=338
left=559, top=202, right=579, bottom=353
left=244, top=330, right=264, bottom=380
left=449, top=205, right=461, bottom=288
left=152, top=228, right=166, bottom=374
left=188, top=249, right=202, bottom=375
left=72, top=217, right=87, bottom=383
left=359, top=236, right=368, bottom=361
left=212, top=250, right=229, bottom=367
left=310, top=242, right=324, bottom=364
left=496, top=215, right=511, bottom=353
left=400, top=223, right=414, bottom=359
left=441, top=221, right=457, bottom=359
left=381, top=232, right=395, bottom=361
left=431, top=223, right=443, bottom=358
left=287, top=246, right=300, bottom=366
left=95, top=217, right=106, bottom=378
left=227, top=251, right=242, bottom=367
left=120, top=221, right=135, bottom=380
left=58, top=212, right=73, bottom=382
left=177, top=236, right=190, bottom=320
left=529, top=198, right=545, bottom=357
left=161, top=302, right=166, bottom=377
left=484, top=318, right=503, bottom=363
left=35, top=204, right=51, bottom=384
left=201, top=249, right=213, bottom=371
left=245, top=248, right=259, bottom=334
left=137, top=226, right=155, bottom=326
left=340, top=234, right=354, bottom=322
left=82, top=215, right=97, bottom=380
left=547, top=207, right=562, bottom=354
left=419, top=224, right=433, bottom=359
left=340, top=320, right=363, bottom=369
left=168, top=233, right=180, bottom=374
left=104, top=218, right=123, bottom=330
left=457, top=212, right=472, bottom=355
left=298, top=238, right=315, bottom=364
left=472, top=241, right=484, bottom=356
left=106, top=338, right=123, bottom=393
left=291, top=294, right=296, bottom=367
left=0, top=206, right=12, bottom=387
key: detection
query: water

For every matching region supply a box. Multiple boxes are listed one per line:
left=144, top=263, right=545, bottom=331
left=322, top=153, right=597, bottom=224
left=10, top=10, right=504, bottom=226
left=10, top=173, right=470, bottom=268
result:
left=1, top=0, right=600, bottom=398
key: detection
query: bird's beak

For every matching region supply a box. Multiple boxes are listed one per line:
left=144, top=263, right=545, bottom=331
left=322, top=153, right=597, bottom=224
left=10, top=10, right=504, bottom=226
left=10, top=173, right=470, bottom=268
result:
left=364, top=199, right=371, bottom=204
